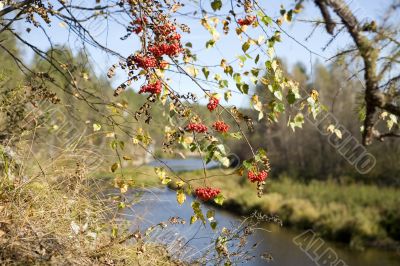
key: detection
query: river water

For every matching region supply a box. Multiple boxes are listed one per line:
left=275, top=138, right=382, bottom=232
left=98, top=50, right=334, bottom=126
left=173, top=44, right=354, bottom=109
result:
left=121, top=159, right=399, bottom=265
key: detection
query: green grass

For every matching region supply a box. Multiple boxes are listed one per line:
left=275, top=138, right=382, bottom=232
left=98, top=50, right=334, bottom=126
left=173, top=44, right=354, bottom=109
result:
left=108, top=167, right=400, bottom=249
left=93, top=165, right=164, bottom=188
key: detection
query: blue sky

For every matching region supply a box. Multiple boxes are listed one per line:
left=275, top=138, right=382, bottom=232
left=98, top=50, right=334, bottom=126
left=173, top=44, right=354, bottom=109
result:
left=15, top=0, right=391, bottom=107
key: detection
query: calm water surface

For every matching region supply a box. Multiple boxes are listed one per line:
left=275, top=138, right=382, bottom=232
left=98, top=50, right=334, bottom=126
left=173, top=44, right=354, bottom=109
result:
left=120, top=159, right=400, bottom=266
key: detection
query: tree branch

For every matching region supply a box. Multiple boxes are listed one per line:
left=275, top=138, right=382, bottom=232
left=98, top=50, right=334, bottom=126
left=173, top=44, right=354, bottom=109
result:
left=0, top=0, right=34, bottom=17
left=314, top=0, right=336, bottom=34
left=315, top=0, right=384, bottom=146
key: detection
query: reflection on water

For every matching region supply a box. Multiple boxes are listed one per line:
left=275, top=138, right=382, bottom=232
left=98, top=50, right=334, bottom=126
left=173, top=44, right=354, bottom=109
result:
left=120, top=158, right=400, bottom=266
left=147, top=157, right=219, bottom=172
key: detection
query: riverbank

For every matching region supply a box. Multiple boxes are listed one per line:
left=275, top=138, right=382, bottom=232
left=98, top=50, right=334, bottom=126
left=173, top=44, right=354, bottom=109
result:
left=187, top=170, right=400, bottom=250
left=106, top=165, right=400, bottom=251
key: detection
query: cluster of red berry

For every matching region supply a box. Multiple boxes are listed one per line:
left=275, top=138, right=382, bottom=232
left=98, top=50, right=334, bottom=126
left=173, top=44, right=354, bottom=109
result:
left=247, top=170, right=268, bottom=183
left=195, top=187, right=221, bottom=201
left=130, top=17, right=148, bottom=34
left=212, top=121, right=230, bottom=133
left=131, top=19, right=182, bottom=71
left=207, top=97, right=219, bottom=111
left=148, top=42, right=182, bottom=57
left=148, top=22, right=182, bottom=58
left=132, top=54, right=158, bottom=69
left=139, top=80, right=162, bottom=94
left=237, top=16, right=256, bottom=26
left=153, top=23, right=177, bottom=36
left=185, top=123, right=208, bottom=133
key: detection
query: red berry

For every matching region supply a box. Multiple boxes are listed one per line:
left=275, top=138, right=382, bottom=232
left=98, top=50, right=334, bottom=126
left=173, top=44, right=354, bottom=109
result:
left=207, top=97, right=219, bottom=112
left=247, top=170, right=268, bottom=183
left=238, top=16, right=256, bottom=26
left=149, top=42, right=182, bottom=57
left=126, top=20, right=183, bottom=73
left=154, top=23, right=176, bottom=35
left=130, top=17, right=148, bottom=34
left=133, top=54, right=158, bottom=69
left=139, top=80, right=162, bottom=94
left=185, top=123, right=208, bottom=133
left=195, top=187, right=221, bottom=201
left=212, top=121, right=230, bottom=133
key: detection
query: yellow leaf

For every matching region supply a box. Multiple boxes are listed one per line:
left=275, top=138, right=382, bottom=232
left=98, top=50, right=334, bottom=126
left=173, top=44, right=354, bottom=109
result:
left=171, top=3, right=182, bottom=12
left=111, top=163, right=119, bottom=173
left=334, top=129, right=342, bottom=139
left=176, top=190, right=186, bottom=205
left=327, top=124, right=335, bottom=133
left=82, top=72, right=89, bottom=80
left=93, top=123, right=101, bottom=132
left=176, top=181, right=185, bottom=188
left=310, top=89, right=319, bottom=101
left=120, top=184, right=128, bottom=194
left=190, top=215, right=197, bottom=224
left=105, top=132, right=115, bottom=138
left=185, top=66, right=199, bottom=77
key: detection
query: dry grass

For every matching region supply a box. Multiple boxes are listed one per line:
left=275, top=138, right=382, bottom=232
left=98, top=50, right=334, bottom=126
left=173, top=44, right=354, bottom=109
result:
left=0, top=152, right=185, bottom=265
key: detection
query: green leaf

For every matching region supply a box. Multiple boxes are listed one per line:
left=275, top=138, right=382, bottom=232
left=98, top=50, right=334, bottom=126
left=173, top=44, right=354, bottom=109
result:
left=228, top=132, right=243, bottom=139
left=211, top=0, right=222, bottom=11
left=206, top=39, right=216, bottom=48
left=118, top=202, right=126, bottom=209
left=242, top=160, right=253, bottom=170
left=205, top=150, right=214, bottom=164
left=289, top=113, right=305, bottom=131
left=257, top=148, right=267, bottom=157
left=119, top=141, right=125, bottom=150
left=189, top=143, right=197, bottom=152
left=286, top=89, right=296, bottom=104
left=286, top=10, right=293, bottom=22
left=237, top=83, right=249, bottom=94
left=206, top=210, right=215, bottom=220
left=274, top=102, right=285, bottom=113
left=214, top=194, right=225, bottom=205
left=238, top=55, right=247, bottom=64
left=233, top=73, right=241, bottom=83
left=274, top=90, right=283, bottom=101
left=192, top=201, right=206, bottom=224
left=251, top=68, right=260, bottom=77
left=257, top=10, right=273, bottom=26
left=219, top=79, right=228, bottom=88
left=242, top=41, right=250, bottom=53
left=255, top=54, right=260, bottom=64
left=202, top=67, right=210, bottom=79
left=224, top=65, right=233, bottom=76
left=224, top=91, right=232, bottom=101
left=110, top=140, right=118, bottom=150
left=210, top=221, right=218, bottom=230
